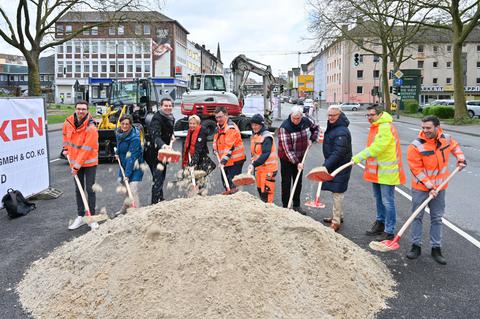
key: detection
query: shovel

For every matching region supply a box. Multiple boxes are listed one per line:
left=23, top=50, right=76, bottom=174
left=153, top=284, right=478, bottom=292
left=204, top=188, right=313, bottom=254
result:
left=66, top=155, right=108, bottom=224
left=232, top=165, right=256, bottom=187
left=158, top=137, right=181, bottom=163
left=114, top=147, right=135, bottom=208
left=287, top=144, right=311, bottom=209
left=306, top=161, right=355, bottom=182
left=369, top=166, right=461, bottom=253
left=305, top=181, right=326, bottom=208
left=215, top=152, right=235, bottom=195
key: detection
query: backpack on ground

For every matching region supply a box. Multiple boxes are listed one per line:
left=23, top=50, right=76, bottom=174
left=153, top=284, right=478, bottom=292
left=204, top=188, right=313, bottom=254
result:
left=1, top=188, right=36, bottom=219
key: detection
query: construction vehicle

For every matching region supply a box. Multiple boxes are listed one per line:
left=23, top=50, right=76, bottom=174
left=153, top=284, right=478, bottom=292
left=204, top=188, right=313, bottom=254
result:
left=175, top=54, right=276, bottom=138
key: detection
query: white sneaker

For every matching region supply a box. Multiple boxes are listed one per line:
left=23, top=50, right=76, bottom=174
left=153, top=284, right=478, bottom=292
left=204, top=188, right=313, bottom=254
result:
left=89, top=222, right=99, bottom=230
left=68, top=216, right=86, bottom=230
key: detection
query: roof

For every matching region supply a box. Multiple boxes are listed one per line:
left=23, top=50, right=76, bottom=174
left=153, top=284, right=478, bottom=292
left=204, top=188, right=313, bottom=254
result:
left=58, top=11, right=189, bottom=35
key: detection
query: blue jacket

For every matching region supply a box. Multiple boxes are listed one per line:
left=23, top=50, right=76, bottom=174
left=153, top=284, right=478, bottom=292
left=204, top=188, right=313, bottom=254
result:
left=321, top=112, right=352, bottom=193
left=115, top=126, right=144, bottom=182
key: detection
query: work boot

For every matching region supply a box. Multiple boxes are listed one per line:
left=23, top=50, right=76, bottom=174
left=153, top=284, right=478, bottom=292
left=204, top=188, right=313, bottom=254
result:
left=366, top=221, right=384, bottom=236
left=68, top=216, right=85, bottom=230
left=431, top=247, right=447, bottom=265
left=323, top=217, right=344, bottom=224
left=406, top=244, right=421, bottom=260
left=376, top=232, right=394, bottom=241
left=293, top=206, right=307, bottom=215
left=330, top=223, right=340, bottom=232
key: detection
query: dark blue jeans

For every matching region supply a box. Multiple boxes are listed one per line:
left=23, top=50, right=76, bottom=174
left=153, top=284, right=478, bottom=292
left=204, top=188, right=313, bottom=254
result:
left=149, top=161, right=167, bottom=204
left=75, top=166, right=96, bottom=216
left=372, top=183, right=397, bottom=234
left=223, top=160, right=244, bottom=190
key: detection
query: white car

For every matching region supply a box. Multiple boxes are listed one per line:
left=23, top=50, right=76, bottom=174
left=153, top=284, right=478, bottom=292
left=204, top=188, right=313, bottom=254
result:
left=340, top=103, right=361, bottom=111
left=466, top=100, right=480, bottom=118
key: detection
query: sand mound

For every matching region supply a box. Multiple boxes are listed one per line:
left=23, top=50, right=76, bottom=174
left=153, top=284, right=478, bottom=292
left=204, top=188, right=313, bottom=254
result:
left=17, top=192, right=395, bottom=319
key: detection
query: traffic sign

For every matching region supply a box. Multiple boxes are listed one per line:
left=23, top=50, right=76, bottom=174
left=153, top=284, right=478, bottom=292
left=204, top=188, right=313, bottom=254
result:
left=394, top=70, right=404, bottom=78
left=393, top=78, right=403, bottom=86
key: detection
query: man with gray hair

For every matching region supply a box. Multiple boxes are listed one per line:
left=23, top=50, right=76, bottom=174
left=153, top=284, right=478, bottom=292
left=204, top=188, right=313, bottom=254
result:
left=278, top=105, right=320, bottom=213
left=321, top=105, right=352, bottom=232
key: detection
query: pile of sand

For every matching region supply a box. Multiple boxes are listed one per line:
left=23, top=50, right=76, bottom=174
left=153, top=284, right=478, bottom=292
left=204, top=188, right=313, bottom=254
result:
left=17, top=192, right=395, bottom=319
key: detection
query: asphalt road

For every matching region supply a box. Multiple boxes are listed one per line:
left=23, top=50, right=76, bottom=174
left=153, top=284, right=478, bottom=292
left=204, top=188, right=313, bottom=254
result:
left=1, top=105, right=479, bottom=318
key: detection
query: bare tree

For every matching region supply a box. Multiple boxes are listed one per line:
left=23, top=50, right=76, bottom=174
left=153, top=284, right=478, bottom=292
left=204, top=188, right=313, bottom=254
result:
left=308, top=0, right=427, bottom=112
left=0, top=0, right=162, bottom=96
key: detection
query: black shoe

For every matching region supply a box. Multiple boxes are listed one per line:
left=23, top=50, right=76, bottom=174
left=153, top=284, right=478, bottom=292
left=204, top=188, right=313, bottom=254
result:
left=406, top=244, right=421, bottom=260
left=376, top=232, right=394, bottom=241
left=431, top=247, right=447, bottom=265
left=366, top=221, right=385, bottom=236
left=323, top=217, right=344, bottom=224
left=293, top=206, right=307, bottom=215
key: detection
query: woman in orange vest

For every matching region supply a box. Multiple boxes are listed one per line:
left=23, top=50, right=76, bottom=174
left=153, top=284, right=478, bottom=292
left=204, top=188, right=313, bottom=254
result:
left=248, top=114, right=278, bottom=203
left=62, top=100, right=99, bottom=230
left=213, top=106, right=246, bottom=193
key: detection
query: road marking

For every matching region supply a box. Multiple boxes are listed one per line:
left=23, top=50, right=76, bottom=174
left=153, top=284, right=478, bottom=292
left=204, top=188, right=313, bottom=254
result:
left=408, top=128, right=420, bottom=132
left=357, top=163, right=480, bottom=249
left=50, top=158, right=61, bottom=163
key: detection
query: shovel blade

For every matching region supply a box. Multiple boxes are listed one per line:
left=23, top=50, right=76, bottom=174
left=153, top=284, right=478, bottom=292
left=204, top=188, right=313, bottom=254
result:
left=369, top=236, right=400, bottom=252
left=304, top=200, right=326, bottom=208
left=83, top=214, right=109, bottom=223
left=233, top=175, right=255, bottom=186
left=157, top=150, right=181, bottom=163
left=306, top=167, right=334, bottom=182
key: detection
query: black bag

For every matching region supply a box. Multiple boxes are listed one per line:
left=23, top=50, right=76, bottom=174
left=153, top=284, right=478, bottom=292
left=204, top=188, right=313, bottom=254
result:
left=2, top=188, right=36, bottom=219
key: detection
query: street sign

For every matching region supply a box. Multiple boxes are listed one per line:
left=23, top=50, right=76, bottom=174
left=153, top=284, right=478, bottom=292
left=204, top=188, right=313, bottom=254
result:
left=394, top=70, right=404, bottom=78
left=393, top=78, right=403, bottom=86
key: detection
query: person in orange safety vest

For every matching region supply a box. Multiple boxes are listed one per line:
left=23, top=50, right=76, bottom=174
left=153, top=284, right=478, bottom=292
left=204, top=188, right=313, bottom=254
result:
left=62, top=100, right=99, bottom=230
left=248, top=114, right=278, bottom=203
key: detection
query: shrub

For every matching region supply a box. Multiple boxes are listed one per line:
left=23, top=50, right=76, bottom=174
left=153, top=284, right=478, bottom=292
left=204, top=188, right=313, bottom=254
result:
left=423, top=105, right=454, bottom=119
left=404, top=99, right=419, bottom=113
left=422, top=106, right=431, bottom=115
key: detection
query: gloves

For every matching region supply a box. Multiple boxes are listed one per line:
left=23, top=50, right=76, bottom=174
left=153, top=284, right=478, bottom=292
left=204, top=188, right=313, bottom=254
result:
left=352, top=155, right=361, bottom=164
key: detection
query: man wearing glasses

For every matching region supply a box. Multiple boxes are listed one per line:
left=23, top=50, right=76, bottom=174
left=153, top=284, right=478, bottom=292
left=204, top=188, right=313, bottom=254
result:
left=352, top=105, right=406, bottom=241
left=321, top=105, right=352, bottom=232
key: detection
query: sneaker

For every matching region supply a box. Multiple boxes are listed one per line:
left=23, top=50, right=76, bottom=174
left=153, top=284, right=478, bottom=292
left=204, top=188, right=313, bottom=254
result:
left=68, top=216, right=86, bottom=230
left=366, top=221, right=385, bottom=236
left=89, top=222, right=99, bottom=230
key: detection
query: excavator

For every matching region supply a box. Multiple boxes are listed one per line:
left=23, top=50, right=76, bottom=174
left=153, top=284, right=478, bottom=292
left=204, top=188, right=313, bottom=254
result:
left=176, top=54, right=277, bottom=139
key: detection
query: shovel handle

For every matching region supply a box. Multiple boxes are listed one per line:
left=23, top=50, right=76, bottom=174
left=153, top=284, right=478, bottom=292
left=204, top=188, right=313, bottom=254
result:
left=215, top=152, right=231, bottom=191
left=114, top=148, right=135, bottom=207
left=188, top=153, right=196, bottom=187
left=66, top=155, right=91, bottom=217
left=331, top=161, right=355, bottom=177
left=288, top=144, right=311, bottom=209
left=315, top=181, right=322, bottom=199
left=396, top=166, right=461, bottom=238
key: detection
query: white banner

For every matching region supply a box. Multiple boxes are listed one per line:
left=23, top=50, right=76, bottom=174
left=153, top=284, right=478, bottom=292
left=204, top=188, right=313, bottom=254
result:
left=0, top=98, right=49, bottom=208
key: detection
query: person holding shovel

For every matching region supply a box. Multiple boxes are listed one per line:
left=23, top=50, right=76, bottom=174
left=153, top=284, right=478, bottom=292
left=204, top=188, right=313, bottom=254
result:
left=278, top=105, right=320, bottom=213
left=247, top=114, right=278, bottom=203
left=352, top=105, right=406, bottom=241
left=213, top=106, right=246, bottom=194
left=405, top=115, right=466, bottom=265
left=62, top=100, right=99, bottom=230
left=182, top=115, right=216, bottom=190
left=144, top=98, right=175, bottom=204
left=115, top=114, right=144, bottom=215
left=321, top=105, right=352, bottom=232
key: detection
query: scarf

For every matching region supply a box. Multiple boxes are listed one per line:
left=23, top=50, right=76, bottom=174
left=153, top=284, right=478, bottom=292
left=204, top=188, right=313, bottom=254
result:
left=182, top=126, right=201, bottom=168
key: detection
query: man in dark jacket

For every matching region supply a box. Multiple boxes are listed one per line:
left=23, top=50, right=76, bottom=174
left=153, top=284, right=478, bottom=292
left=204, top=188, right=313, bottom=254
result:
left=321, top=105, right=352, bottom=231
left=144, top=98, right=175, bottom=204
left=278, top=105, right=320, bottom=213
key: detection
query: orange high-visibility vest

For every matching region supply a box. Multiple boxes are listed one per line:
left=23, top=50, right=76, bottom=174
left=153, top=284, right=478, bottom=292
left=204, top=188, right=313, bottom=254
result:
left=407, top=128, right=465, bottom=191
left=251, top=130, right=278, bottom=174
left=63, top=114, right=99, bottom=169
left=213, top=120, right=246, bottom=167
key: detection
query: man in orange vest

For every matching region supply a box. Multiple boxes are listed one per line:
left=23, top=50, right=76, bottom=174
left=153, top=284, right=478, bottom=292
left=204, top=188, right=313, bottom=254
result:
left=406, top=115, right=466, bottom=265
left=62, top=100, right=99, bottom=230
left=213, top=106, right=246, bottom=193
left=248, top=114, right=278, bottom=203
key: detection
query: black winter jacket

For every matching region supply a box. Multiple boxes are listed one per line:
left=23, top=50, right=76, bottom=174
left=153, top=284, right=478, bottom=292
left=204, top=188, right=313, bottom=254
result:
left=321, top=112, right=353, bottom=193
left=144, top=111, right=174, bottom=165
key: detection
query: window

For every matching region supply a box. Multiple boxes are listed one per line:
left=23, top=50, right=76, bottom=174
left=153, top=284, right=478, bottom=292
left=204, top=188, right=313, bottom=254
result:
left=135, top=42, right=142, bottom=54
left=357, top=70, right=363, bottom=79
left=433, top=46, right=438, bottom=52
left=66, top=61, right=72, bottom=73
left=83, top=26, right=89, bottom=35
left=74, top=41, right=81, bottom=54
left=82, top=41, right=89, bottom=54
left=477, top=61, right=480, bottom=68
left=373, top=55, right=380, bottom=62
left=57, top=45, right=64, bottom=54
left=75, top=61, right=81, bottom=73
left=118, top=61, right=124, bottom=73
left=144, top=61, right=150, bottom=74
left=373, top=70, right=380, bottom=78
left=91, top=42, right=98, bottom=53
left=100, top=42, right=107, bottom=54
left=143, top=41, right=150, bottom=53
left=418, top=61, right=424, bottom=68
left=356, top=86, right=363, bottom=94
left=101, top=61, right=107, bottom=73
left=135, top=24, right=142, bottom=35
left=108, top=41, right=116, bottom=54
left=143, top=24, right=150, bottom=35
left=109, top=27, right=115, bottom=35
left=92, top=61, right=98, bottom=73
left=91, top=26, right=98, bottom=35
left=65, top=25, right=72, bottom=34
left=118, top=41, right=125, bottom=54
left=477, top=45, right=480, bottom=52
left=135, top=62, right=142, bottom=73
left=57, top=61, right=64, bottom=74
left=433, top=61, right=438, bottom=68
left=109, top=62, right=116, bottom=74
left=359, top=54, right=364, bottom=63
left=446, top=78, right=451, bottom=84
left=127, top=61, right=133, bottom=73
left=418, top=45, right=424, bottom=52
left=83, top=61, right=90, bottom=74
left=118, top=25, right=124, bottom=35
left=56, top=25, right=64, bottom=34
left=126, top=41, right=133, bottom=54
left=447, top=45, right=451, bottom=52
left=446, top=61, right=451, bottom=68
left=477, top=78, right=480, bottom=84
left=66, top=41, right=72, bottom=53
left=433, top=78, right=438, bottom=84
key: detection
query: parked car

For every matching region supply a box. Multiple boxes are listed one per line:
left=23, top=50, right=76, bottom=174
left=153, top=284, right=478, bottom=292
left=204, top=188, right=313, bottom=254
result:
left=303, top=98, right=314, bottom=115
left=467, top=100, right=480, bottom=118
left=340, top=102, right=361, bottom=111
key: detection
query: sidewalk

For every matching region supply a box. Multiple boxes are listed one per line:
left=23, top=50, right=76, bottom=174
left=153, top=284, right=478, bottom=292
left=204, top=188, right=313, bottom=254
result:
left=394, top=114, right=480, bottom=137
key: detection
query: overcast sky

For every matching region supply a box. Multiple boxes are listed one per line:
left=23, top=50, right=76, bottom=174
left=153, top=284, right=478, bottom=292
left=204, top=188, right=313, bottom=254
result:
left=0, top=0, right=316, bottom=75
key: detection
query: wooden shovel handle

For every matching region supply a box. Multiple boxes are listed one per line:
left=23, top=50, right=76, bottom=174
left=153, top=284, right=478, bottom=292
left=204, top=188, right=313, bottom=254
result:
left=288, top=144, right=311, bottom=209
left=216, top=152, right=230, bottom=191
left=331, top=161, right=355, bottom=177
left=66, top=155, right=91, bottom=217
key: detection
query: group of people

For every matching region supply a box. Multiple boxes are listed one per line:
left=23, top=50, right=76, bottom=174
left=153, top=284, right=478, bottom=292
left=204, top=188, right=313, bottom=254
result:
left=62, top=99, right=466, bottom=265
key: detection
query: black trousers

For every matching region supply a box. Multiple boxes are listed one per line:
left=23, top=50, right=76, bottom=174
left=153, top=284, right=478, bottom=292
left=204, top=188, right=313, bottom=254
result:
left=75, top=166, right=97, bottom=216
left=148, top=161, right=167, bottom=204
left=223, top=160, right=244, bottom=190
left=280, top=158, right=302, bottom=208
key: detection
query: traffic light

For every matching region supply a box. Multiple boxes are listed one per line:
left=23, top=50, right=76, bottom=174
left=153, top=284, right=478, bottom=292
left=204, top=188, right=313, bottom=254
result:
left=392, top=86, right=397, bottom=94
left=354, top=53, right=360, bottom=66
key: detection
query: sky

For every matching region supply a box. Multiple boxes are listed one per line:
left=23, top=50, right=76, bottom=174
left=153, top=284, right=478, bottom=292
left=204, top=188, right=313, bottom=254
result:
left=0, top=0, right=317, bottom=76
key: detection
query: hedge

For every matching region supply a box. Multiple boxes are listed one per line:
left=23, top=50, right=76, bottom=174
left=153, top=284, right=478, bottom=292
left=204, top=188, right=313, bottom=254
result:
left=404, top=99, right=419, bottom=113
left=422, top=105, right=454, bottom=119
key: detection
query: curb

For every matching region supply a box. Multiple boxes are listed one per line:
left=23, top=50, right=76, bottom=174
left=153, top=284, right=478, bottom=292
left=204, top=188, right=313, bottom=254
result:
left=395, top=119, right=480, bottom=138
